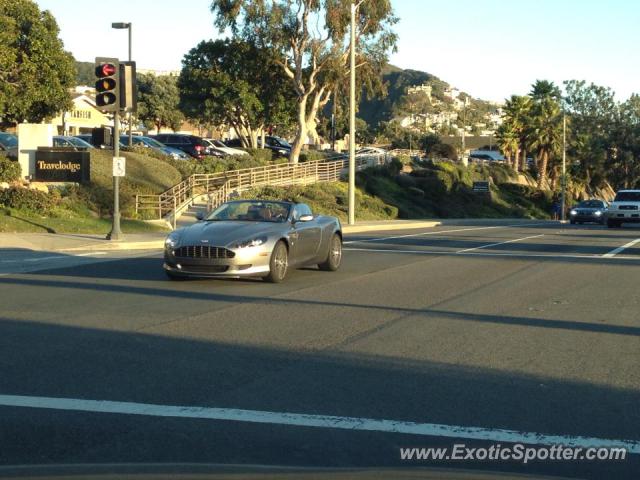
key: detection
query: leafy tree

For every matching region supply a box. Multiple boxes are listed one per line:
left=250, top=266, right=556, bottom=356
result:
left=178, top=39, right=294, bottom=148
left=210, top=0, right=398, bottom=163
left=74, top=61, right=96, bottom=86
left=563, top=80, right=618, bottom=189
left=0, top=0, right=75, bottom=128
left=137, top=74, right=184, bottom=133
left=495, top=121, right=518, bottom=165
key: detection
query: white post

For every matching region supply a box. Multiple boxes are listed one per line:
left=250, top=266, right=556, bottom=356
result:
left=561, top=113, right=567, bottom=222
left=348, top=2, right=357, bottom=225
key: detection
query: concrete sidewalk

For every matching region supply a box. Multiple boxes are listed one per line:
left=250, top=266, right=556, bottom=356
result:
left=0, top=219, right=553, bottom=253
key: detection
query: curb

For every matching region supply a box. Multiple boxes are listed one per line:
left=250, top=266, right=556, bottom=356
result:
left=342, top=221, right=441, bottom=234
left=58, top=240, right=165, bottom=252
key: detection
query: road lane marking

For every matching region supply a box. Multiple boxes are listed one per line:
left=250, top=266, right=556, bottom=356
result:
left=603, top=238, right=640, bottom=258
left=344, top=223, right=548, bottom=245
left=456, top=234, right=545, bottom=253
left=344, top=247, right=640, bottom=261
left=0, top=394, right=637, bottom=453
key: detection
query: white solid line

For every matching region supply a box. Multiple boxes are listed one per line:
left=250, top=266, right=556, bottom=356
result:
left=603, top=238, right=640, bottom=258
left=456, top=234, right=545, bottom=253
left=343, top=223, right=546, bottom=245
left=23, top=256, right=66, bottom=262
left=76, top=252, right=108, bottom=257
left=0, top=394, right=637, bottom=453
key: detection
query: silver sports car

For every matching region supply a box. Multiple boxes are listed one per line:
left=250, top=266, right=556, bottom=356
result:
left=163, top=199, right=343, bottom=282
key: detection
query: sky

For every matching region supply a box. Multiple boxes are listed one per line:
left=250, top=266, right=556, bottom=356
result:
left=35, top=0, right=640, bottom=102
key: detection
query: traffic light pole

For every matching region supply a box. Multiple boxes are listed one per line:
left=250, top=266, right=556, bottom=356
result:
left=107, top=109, right=122, bottom=240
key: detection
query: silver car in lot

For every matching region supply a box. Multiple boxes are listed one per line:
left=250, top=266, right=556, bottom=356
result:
left=163, top=200, right=343, bottom=282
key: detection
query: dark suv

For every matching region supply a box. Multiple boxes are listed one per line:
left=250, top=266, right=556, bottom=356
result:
left=151, top=134, right=218, bottom=159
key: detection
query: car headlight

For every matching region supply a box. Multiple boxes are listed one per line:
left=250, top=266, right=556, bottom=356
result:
left=570, top=209, right=577, bottom=216
left=594, top=210, right=602, bottom=216
left=165, top=234, right=180, bottom=249
left=231, top=236, right=267, bottom=249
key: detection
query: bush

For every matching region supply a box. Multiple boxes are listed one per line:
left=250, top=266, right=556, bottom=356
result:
left=0, top=157, right=21, bottom=183
left=0, top=187, right=55, bottom=213
left=299, top=150, right=329, bottom=162
left=245, top=148, right=273, bottom=163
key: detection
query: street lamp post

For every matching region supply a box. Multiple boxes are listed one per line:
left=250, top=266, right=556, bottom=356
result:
left=112, top=22, right=132, bottom=147
left=348, top=2, right=357, bottom=226
left=561, top=113, right=567, bottom=222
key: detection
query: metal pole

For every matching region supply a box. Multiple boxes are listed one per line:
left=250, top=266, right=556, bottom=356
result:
left=561, top=113, right=566, bottom=222
left=348, top=2, right=356, bottom=226
left=107, top=110, right=122, bottom=240
left=128, top=24, right=133, bottom=147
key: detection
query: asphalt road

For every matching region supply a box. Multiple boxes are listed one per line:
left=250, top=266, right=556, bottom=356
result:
left=0, top=221, right=639, bottom=479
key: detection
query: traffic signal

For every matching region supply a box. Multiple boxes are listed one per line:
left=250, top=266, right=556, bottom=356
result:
left=119, top=61, right=137, bottom=113
left=95, top=57, right=120, bottom=112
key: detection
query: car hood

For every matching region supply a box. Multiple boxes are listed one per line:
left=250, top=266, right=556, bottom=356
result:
left=175, top=221, right=286, bottom=247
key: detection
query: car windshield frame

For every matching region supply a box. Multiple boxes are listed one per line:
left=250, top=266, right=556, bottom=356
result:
left=205, top=200, right=292, bottom=223
left=614, top=191, right=640, bottom=202
left=65, top=137, right=93, bottom=148
left=577, top=200, right=604, bottom=208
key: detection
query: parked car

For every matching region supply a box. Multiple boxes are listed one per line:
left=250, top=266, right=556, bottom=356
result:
left=151, top=134, right=220, bottom=159
left=163, top=199, right=343, bottom=283
left=73, top=134, right=97, bottom=146
left=258, top=135, right=292, bottom=157
left=119, top=135, right=190, bottom=160
left=53, top=136, right=94, bottom=150
left=607, top=190, right=640, bottom=228
left=0, top=132, right=18, bottom=159
left=205, top=139, right=249, bottom=156
left=569, top=199, right=608, bottom=225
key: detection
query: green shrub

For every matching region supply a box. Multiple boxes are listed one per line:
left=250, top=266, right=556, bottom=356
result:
left=245, top=148, right=273, bottom=163
left=299, top=150, right=329, bottom=162
left=395, top=154, right=412, bottom=165
left=0, top=187, right=55, bottom=213
left=0, top=157, right=21, bottom=183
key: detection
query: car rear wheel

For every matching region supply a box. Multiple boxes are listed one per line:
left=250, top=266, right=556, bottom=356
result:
left=264, top=241, right=288, bottom=283
left=319, top=233, right=342, bottom=272
left=570, top=219, right=576, bottom=224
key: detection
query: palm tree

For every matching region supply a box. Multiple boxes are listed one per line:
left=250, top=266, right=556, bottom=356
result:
left=527, top=98, right=563, bottom=188
left=503, top=95, right=532, bottom=171
left=495, top=122, right=518, bottom=165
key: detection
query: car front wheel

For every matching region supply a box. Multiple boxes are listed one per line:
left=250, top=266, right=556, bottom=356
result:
left=319, top=233, right=342, bottom=272
left=264, top=241, right=288, bottom=283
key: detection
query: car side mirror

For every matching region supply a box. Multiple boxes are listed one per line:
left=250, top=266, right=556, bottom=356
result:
left=195, top=211, right=205, bottom=221
left=298, top=214, right=314, bottom=222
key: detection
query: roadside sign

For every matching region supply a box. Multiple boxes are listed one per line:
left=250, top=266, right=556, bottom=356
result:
left=113, top=156, right=126, bottom=177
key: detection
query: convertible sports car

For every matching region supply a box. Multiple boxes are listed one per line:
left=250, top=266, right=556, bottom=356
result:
left=163, top=200, right=343, bottom=282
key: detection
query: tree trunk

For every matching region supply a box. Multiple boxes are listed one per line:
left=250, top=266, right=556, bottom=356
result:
left=290, top=95, right=310, bottom=164
left=520, top=147, right=527, bottom=172
left=513, top=147, right=521, bottom=171
left=538, top=151, right=549, bottom=189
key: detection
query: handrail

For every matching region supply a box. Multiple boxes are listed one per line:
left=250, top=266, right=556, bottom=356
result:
left=135, top=153, right=389, bottom=223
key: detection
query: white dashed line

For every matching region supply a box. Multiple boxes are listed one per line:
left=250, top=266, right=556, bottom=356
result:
left=344, top=223, right=547, bottom=245
left=603, top=238, right=640, bottom=258
left=456, top=234, right=545, bottom=253
left=0, top=394, right=637, bottom=454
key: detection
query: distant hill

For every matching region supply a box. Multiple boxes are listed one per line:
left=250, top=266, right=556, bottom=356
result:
left=358, top=65, right=497, bottom=130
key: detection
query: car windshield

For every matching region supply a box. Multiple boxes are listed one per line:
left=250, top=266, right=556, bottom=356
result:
left=66, top=137, right=93, bottom=148
left=578, top=201, right=604, bottom=208
left=141, top=137, right=166, bottom=148
left=212, top=140, right=227, bottom=148
left=614, top=191, right=640, bottom=202
left=205, top=201, right=291, bottom=222
left=0, top=133, right=18, bottom=147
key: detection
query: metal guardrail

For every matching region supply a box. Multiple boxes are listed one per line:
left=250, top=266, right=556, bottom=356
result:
left=135, top=153, right=389, bottom=226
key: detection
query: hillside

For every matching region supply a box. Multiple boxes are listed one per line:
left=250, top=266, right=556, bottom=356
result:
left=358, top=65, right=498, bottom=131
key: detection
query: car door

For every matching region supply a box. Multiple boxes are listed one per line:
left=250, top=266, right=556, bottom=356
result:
left=290, top=204, right=322, bottom=264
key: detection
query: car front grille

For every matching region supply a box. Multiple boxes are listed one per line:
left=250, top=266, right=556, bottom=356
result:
left=174, top=245, right=235, bottom=259
left=618, top=205, right=639, bottom=210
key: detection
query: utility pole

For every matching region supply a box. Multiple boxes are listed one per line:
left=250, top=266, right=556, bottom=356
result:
left=107, top=109, right=122, bottom=240
left=348, top=1, right=357, bottom=225
left=561, top=113, right=567, bottom=222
